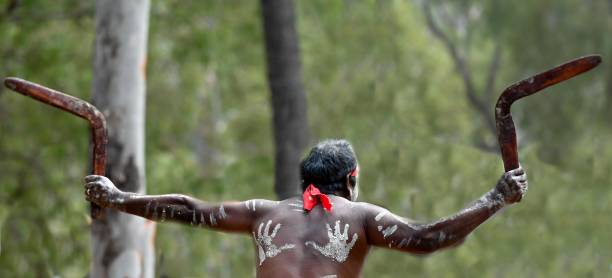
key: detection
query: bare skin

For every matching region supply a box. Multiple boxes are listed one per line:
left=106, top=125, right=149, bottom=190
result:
left=85, top=168, right=527, bottom=278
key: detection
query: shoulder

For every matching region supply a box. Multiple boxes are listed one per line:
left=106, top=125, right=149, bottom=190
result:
left=241, top=199, right=280, bottom=214
left=351, top=201, right=390, bottom=216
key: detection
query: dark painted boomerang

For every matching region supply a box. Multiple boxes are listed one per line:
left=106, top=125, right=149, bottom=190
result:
left=495, top=55, right=602, bottom=172
left=4, top=77, right=107, bottom=219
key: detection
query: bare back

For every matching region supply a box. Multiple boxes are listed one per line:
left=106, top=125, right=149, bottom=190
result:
left=251, top=196, right=369, bottom=278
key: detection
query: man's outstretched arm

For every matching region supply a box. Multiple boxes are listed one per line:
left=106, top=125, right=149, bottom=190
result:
left=363, top=167, right=527, bottom=254
left=84, top=175, right=270, bottom=233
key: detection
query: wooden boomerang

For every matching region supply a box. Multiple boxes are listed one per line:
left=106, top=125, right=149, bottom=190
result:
left=495, top=55, right=602, bottom=172
left=4, top=77, right=107, bottom=219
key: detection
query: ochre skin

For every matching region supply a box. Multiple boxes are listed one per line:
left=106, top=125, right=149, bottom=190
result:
left=85, top=168, right=527, bottom=278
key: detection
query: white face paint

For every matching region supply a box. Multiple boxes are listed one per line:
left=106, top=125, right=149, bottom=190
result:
left=252, top=220, right=295, bottom=266
left=305, top=220, right=358, bottom=263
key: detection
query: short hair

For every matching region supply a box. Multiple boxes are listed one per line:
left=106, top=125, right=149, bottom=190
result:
left=300, top=139, right=358, bottom=194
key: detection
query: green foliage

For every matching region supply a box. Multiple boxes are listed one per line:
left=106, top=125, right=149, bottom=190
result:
left=0, top=0, right=610, bottom=277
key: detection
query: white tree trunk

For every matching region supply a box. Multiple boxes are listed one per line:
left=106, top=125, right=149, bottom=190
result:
left=91, top=0, right=154, bottom=277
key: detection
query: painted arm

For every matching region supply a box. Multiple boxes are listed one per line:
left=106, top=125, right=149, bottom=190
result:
left=84, top=175, right=267, bottom=233
left=364, top=168, right=527, bottom=254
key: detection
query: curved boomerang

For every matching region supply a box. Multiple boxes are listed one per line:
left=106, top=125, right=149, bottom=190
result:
left=495, top=55, right=602, bottom=172
left=4, top=77, right=107, bottom=219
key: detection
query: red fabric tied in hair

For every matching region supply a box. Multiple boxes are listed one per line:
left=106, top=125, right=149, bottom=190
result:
left=349, top=167, right=359, bottom=177
left=303, top=184, right=333, bottom=212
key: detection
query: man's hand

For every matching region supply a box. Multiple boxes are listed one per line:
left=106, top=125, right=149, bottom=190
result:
left=84, top=175, right=125, bottom=208
left=495, top=167, right=528, bottom=204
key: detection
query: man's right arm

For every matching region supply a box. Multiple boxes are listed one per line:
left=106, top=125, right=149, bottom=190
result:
left=85, top=175, right=272, bottom=234
left=362, top=168, right=527, bottom=254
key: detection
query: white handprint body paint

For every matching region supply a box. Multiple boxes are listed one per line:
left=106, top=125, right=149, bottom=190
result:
left=253, top=220, right=295, bottom=266
left=305, top=220, right=358, bottom=263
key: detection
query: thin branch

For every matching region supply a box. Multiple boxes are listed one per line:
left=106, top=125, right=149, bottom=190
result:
left=423, top=1, right=495, bottom=136
left=484, top=43, right=502, bottom=106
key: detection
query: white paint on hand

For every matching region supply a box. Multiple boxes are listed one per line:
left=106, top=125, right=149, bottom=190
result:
left=305, top=220, right=358, bottom=263
left=252, top=220, right=295, bottom=266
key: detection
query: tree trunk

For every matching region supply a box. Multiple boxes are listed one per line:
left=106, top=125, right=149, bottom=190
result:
left=91, top=0, right=154, bottom=277
left=261, top=0, right=310, bottom=200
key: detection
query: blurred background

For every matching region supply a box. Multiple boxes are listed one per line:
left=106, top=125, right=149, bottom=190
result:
left=0, top=0, right=610, bottom=277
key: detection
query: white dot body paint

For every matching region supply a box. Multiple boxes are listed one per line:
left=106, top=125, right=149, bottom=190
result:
left=199, top=212, right=206, bottom=227
left=160, top=208, right=166, bottom=222
left=209, top=212, right=217, bottom=226
left=305, top=220, right=358, bottom=263
left=397, top=238, right=410, bottom=248
left=151, top=203, right=158, bottom=220
left=252, top=220, right=295, bottom=266
left=381, top=225, right=398, bottom=238
left=145, top=201, right=152, bottom=217
left=374, top=211, right=388, bottom=221
left=219, top=205, right=227, bottom=220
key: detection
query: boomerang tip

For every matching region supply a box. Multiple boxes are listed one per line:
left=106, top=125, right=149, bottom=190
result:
left=4, top=77, right=18, bottom=90
left=581, top=54, right=602, bottom=67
